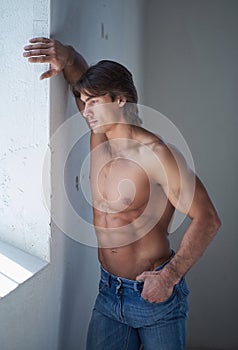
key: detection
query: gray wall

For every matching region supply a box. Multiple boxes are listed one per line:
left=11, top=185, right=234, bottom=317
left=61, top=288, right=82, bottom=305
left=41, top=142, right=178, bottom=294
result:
left=50, top=0, right=145, bottom=349
left=144, top=1, right=238, bottom=349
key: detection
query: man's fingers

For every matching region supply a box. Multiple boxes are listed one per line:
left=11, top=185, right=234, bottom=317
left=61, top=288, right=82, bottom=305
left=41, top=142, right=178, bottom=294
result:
left=40, top=69, right=59, bottom=80
left=23, top=48, right=53, bottom=57
left=23, top=37, right=68, bottom=80
left=136, top=271, right=160, bottom=281
left=136, top=272, right=145, bottom=281
left=29, top=37, right=52, bottom=44
left=28, top=56, right=52, bottom=63
left=24, top=43, right=53, bottom=51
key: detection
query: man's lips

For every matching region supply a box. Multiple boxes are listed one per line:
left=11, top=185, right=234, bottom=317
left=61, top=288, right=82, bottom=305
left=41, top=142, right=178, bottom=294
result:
left=89, top=120, right=98, bottom=127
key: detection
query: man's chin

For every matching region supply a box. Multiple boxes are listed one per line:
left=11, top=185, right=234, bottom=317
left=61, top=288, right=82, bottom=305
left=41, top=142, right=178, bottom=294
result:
left=91, top=126, right=103, bottom=134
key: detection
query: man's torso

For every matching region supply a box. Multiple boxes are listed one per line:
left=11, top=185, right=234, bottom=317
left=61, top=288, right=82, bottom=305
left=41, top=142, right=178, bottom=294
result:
left=90, top=127, right=174, bottom=279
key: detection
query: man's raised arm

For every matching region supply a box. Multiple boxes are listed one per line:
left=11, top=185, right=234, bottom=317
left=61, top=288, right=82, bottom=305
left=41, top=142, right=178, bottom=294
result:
left=23, top=37, right=88, bottom=109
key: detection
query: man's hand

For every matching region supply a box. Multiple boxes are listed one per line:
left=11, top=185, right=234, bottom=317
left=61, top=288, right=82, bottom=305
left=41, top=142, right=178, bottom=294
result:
left=23, top=37, right=74, bottom=80
left=136, top=270, right=174, bottom=303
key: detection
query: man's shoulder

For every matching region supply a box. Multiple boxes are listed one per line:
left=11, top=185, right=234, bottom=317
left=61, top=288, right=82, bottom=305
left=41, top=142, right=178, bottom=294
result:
left=134, top=126, right=183, bottom=169
left=134, top=126, right=166, bottom=152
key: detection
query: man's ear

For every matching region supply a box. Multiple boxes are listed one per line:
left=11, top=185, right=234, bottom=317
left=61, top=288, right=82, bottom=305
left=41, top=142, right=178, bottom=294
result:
left=117, top=96, right=127, bottom=107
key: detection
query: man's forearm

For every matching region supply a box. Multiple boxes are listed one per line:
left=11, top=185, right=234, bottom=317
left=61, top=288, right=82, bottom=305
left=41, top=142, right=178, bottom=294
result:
left=162, top=213, right=221, bottom=286
left=63, top=45, right=88, bottom=85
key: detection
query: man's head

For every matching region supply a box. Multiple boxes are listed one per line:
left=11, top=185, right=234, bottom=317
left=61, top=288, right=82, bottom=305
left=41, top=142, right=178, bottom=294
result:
left=72, top=60, right=142, bottom=128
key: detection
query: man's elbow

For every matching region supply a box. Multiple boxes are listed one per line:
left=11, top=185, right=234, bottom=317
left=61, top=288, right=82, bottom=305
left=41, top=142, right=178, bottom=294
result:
left=207, top=209, right=222, bottom=235
left=215, top=213, right=222, bottom=230
left=195, top=207, right=221, bottom=236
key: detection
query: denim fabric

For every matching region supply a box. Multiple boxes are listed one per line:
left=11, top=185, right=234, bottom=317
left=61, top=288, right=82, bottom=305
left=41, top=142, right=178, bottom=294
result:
left=87, top=252, right=189, bottom=350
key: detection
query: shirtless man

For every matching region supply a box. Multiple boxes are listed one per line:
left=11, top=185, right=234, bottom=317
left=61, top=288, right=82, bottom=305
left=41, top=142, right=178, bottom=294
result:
left=23, top=38, right=221, bottom=350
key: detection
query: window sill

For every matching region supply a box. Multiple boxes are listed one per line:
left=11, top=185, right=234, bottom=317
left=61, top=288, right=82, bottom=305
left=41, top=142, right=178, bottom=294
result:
left=0, top=240, right=48, bottom=298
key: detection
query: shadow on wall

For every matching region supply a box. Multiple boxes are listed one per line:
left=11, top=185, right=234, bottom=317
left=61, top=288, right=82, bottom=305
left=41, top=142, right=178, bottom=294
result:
left=58, top=237, right=99, bottom=350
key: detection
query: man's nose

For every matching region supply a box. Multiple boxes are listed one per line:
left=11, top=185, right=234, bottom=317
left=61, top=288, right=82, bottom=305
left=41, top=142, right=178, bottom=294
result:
left=82, top=106, right=92, bottom=120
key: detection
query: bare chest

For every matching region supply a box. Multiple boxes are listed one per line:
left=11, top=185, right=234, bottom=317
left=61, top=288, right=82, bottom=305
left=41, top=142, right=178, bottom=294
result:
left=90, top=157, right=150, bottom=213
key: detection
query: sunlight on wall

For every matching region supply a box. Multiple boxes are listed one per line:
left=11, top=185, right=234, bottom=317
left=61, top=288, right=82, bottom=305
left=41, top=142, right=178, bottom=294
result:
left=0, top=240, right=47, bottom=298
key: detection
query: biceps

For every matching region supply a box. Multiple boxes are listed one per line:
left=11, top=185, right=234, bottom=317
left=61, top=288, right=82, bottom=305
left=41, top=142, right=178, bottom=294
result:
left=186, top=177, right=217, bottom=219
left=165, top=170, right=196, bottom=215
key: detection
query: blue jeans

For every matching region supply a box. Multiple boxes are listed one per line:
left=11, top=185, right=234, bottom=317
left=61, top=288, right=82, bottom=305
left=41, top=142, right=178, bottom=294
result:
left=87, top=252, right=189, bottom=350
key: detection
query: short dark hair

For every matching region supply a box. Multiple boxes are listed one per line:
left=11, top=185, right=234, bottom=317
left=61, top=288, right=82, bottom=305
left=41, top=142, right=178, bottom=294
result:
left=72, top=60, right=142, bottom=126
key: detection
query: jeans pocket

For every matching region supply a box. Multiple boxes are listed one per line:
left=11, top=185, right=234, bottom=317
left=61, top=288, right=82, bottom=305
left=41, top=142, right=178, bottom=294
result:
left=178, top=277, right=190, bottom=298
left=140, top=287, right=177, bottom=305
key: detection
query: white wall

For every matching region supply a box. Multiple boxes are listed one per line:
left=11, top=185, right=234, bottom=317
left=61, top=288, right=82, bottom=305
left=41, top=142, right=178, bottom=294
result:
left=0, top=0, right=51, bottom=261
left=144, top=1, right=238, bottom=349
left=0, top=1, right=63, bottom=349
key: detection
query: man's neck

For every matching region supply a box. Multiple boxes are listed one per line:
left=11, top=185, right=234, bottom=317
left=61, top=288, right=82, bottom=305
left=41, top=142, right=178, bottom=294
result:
left=105, top=123, right=134, bottom=157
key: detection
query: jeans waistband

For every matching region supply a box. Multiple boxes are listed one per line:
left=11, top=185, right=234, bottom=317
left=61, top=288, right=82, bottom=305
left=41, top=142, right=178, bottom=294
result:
left=100, top=250, right=175, bottom=291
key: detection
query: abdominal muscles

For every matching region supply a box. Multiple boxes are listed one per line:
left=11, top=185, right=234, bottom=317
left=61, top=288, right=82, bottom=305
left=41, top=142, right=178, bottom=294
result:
left=90, top=156, right=174, bottom=278
left=93, top=192, right=174, bottom=279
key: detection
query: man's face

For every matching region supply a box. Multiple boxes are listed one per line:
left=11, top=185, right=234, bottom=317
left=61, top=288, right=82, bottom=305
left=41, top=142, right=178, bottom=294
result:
left=80, top=92, right=122, bottom=134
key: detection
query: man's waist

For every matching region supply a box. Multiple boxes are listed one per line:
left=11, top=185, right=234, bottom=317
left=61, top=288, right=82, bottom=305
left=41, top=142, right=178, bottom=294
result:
left=100, top=249, right=175, bottom=286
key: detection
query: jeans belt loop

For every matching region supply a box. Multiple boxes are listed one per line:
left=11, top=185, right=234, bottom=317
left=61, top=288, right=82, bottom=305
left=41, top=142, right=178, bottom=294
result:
left=116, top=277, right=122, bottom=294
